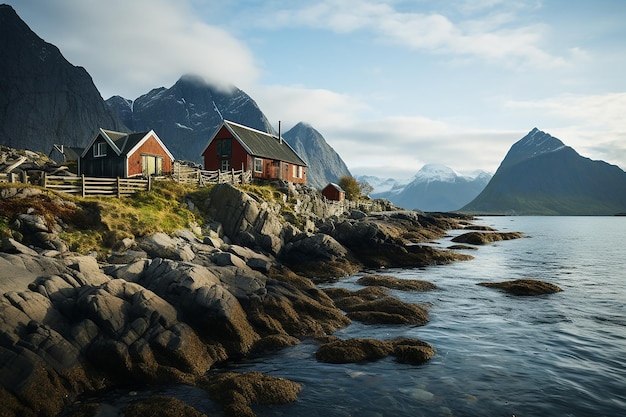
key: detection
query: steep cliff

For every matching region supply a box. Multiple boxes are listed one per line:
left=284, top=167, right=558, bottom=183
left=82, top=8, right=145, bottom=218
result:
left=282, top=122, right=352, bottom=189
left=0, top=5, right=127, bottom=153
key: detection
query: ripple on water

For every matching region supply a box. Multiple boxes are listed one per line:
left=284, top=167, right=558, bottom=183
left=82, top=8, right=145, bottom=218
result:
left=62, top=217, right=626, bottom=417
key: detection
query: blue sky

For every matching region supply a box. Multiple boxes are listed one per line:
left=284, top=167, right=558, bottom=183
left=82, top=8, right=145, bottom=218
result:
left=7, top=0, right=626, bottom=179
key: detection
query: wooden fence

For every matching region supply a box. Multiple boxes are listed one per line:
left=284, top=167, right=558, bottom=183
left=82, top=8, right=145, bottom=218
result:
left=173, top=163, right=252, bottom=186
left=0, top=172, right=27, bottom=184
left=42, top=174, right=151, bottom=197
left=324, top=197, right=374, bottom=212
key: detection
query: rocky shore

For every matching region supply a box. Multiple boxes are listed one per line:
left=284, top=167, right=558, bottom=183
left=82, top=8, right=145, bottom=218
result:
left=0, top=178, right=486, bottom=417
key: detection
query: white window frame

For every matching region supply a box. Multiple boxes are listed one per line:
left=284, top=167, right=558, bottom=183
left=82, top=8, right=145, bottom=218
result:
left=254, top=158, right=263, bottom=173
left=93, top=142, right=107, bottom=157
left=220, top=158, right=231, bottom=172
left=293, top=165, right=303, bottom=178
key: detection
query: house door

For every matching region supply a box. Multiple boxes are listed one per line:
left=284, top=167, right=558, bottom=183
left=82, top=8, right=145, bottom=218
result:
left=271, top=161, right=280, bottom=179
left=142, top=155, right=163, bottom=176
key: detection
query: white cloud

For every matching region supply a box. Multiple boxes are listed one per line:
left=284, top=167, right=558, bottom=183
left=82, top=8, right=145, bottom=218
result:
left=251, top=84, right=371, bottom=129
left=252, top=84, right=519, bottom=176
left=14, top=0, right=259, bottom=99
left=266, top=0, right=566, bottom=68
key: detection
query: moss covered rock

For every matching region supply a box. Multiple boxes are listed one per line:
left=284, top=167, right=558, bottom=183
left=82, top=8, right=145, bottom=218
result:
left=315, top=337, right=435, bottom=365
left=204, top=371, right=302, bottom=417
left=125, top=396, right=208, bottom=417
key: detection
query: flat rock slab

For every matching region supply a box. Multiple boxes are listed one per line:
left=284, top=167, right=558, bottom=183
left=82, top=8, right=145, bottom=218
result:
left=357, top=274, right=437, bottom=291
left=478, top=278, right=562, bottom=296
left=451, top=231, right=524, bottom=245
left=315, top=337, right=435, bottom=365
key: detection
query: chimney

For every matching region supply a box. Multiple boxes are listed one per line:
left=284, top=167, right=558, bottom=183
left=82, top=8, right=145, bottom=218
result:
left=278, top=120, right=282, bottom=144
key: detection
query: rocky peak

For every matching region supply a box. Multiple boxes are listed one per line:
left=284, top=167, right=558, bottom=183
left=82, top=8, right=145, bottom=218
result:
left=106, top=74, right=274, bottom=163
left=0, top=5, right=128, bottom=153
left=282, top=122, right=351, bottom=190
left=498, top=128, right=569, bottom=171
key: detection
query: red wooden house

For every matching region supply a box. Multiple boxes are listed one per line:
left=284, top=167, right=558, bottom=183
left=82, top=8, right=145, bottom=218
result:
left=201, top=120, right=307, bottom=184
left=79, top=129, right=174, bottom=178
left=322, top=183, right=345, bottom=201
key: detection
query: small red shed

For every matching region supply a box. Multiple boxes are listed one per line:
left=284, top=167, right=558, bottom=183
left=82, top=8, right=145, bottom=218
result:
left=79, top=129, right=174, bottom=178
left=201, top=120, right=307, bottom=184
left=322, top=183, right=345, bottom=201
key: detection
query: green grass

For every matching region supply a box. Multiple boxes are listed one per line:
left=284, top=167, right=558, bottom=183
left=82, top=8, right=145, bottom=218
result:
left=0, top=180, right=203, bottom=257
left=0, top=179, right=307, bottom=257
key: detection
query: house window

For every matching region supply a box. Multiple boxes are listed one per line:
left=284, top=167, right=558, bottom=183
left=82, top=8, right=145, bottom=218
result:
left=93, top=142, right=107, bottom=157
left=216, top=138, right=232, bottom=157
left=220, top=158, right=231, bottom=171
left=254, top=158, right=263, bottom=173
left=293, top=165, right=303, bottom=179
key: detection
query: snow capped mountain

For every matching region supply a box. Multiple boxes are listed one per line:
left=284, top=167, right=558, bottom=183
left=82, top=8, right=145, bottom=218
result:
left=356, top=175, right=410, bottom=194
left=413, top=164, right=460, bottom=183
left=366, top=164, right=492, bottom=212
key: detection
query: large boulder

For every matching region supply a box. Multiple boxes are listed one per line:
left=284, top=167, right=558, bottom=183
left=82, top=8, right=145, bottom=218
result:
left=203, top=371, right=302, bottom=417
left=319, top=211, right=474, bottom=269
left=0, top=255, right=222, bottom=417
left=133, top=258, right=261, bottom=356
left=137, top=232, right=196, bottom=262
left=324, top=286, right=430, bottom=325
left=279, top=233, right=361, bottom=281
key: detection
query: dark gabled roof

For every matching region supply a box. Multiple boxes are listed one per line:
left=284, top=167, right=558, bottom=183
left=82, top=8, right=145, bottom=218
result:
left=81, top=129, right=174, bottom=161
left=325, top=182, right=345, bottom=193
left=112, top=131, right=150, bottom=154
left=224, top=120, right=307, bottom=166
left=50, top=145, right=83, bottom=161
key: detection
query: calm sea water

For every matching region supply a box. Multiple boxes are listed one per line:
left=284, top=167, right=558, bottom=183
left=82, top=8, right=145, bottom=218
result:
left=73, top=217, right=626, bottom=417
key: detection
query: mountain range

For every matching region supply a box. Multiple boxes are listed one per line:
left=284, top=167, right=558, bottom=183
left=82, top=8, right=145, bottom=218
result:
left=362, top=165, right=492, bottom=212
left=0, top=5, right=349, bottom=189
left=2, top=5, right=626, bottom=215
left=461, top=128, right=626, bottom=215
left=106, top=78, right=352, bottom=189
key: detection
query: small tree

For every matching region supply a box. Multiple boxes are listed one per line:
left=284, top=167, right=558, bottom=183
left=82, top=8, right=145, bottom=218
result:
left=359, top=180, right=373, bottom=198
left=338, top=176, right=361, bottom=200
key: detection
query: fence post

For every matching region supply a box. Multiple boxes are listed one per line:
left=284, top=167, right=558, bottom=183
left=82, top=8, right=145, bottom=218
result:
left=21, top=170, right=28, bottom=184
left=232, top=168, right=235, bottom=183
left=116, top=177, right=121, bottom=198
left=81, top=174, right=86, bottom=197
left=42, top=172, right=47, bottom=188
left=148, top=175, right=152, bottom=191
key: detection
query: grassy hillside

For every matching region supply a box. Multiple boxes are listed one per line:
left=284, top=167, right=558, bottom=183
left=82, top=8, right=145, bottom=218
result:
left=0, top=180, right=303, bottom=257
